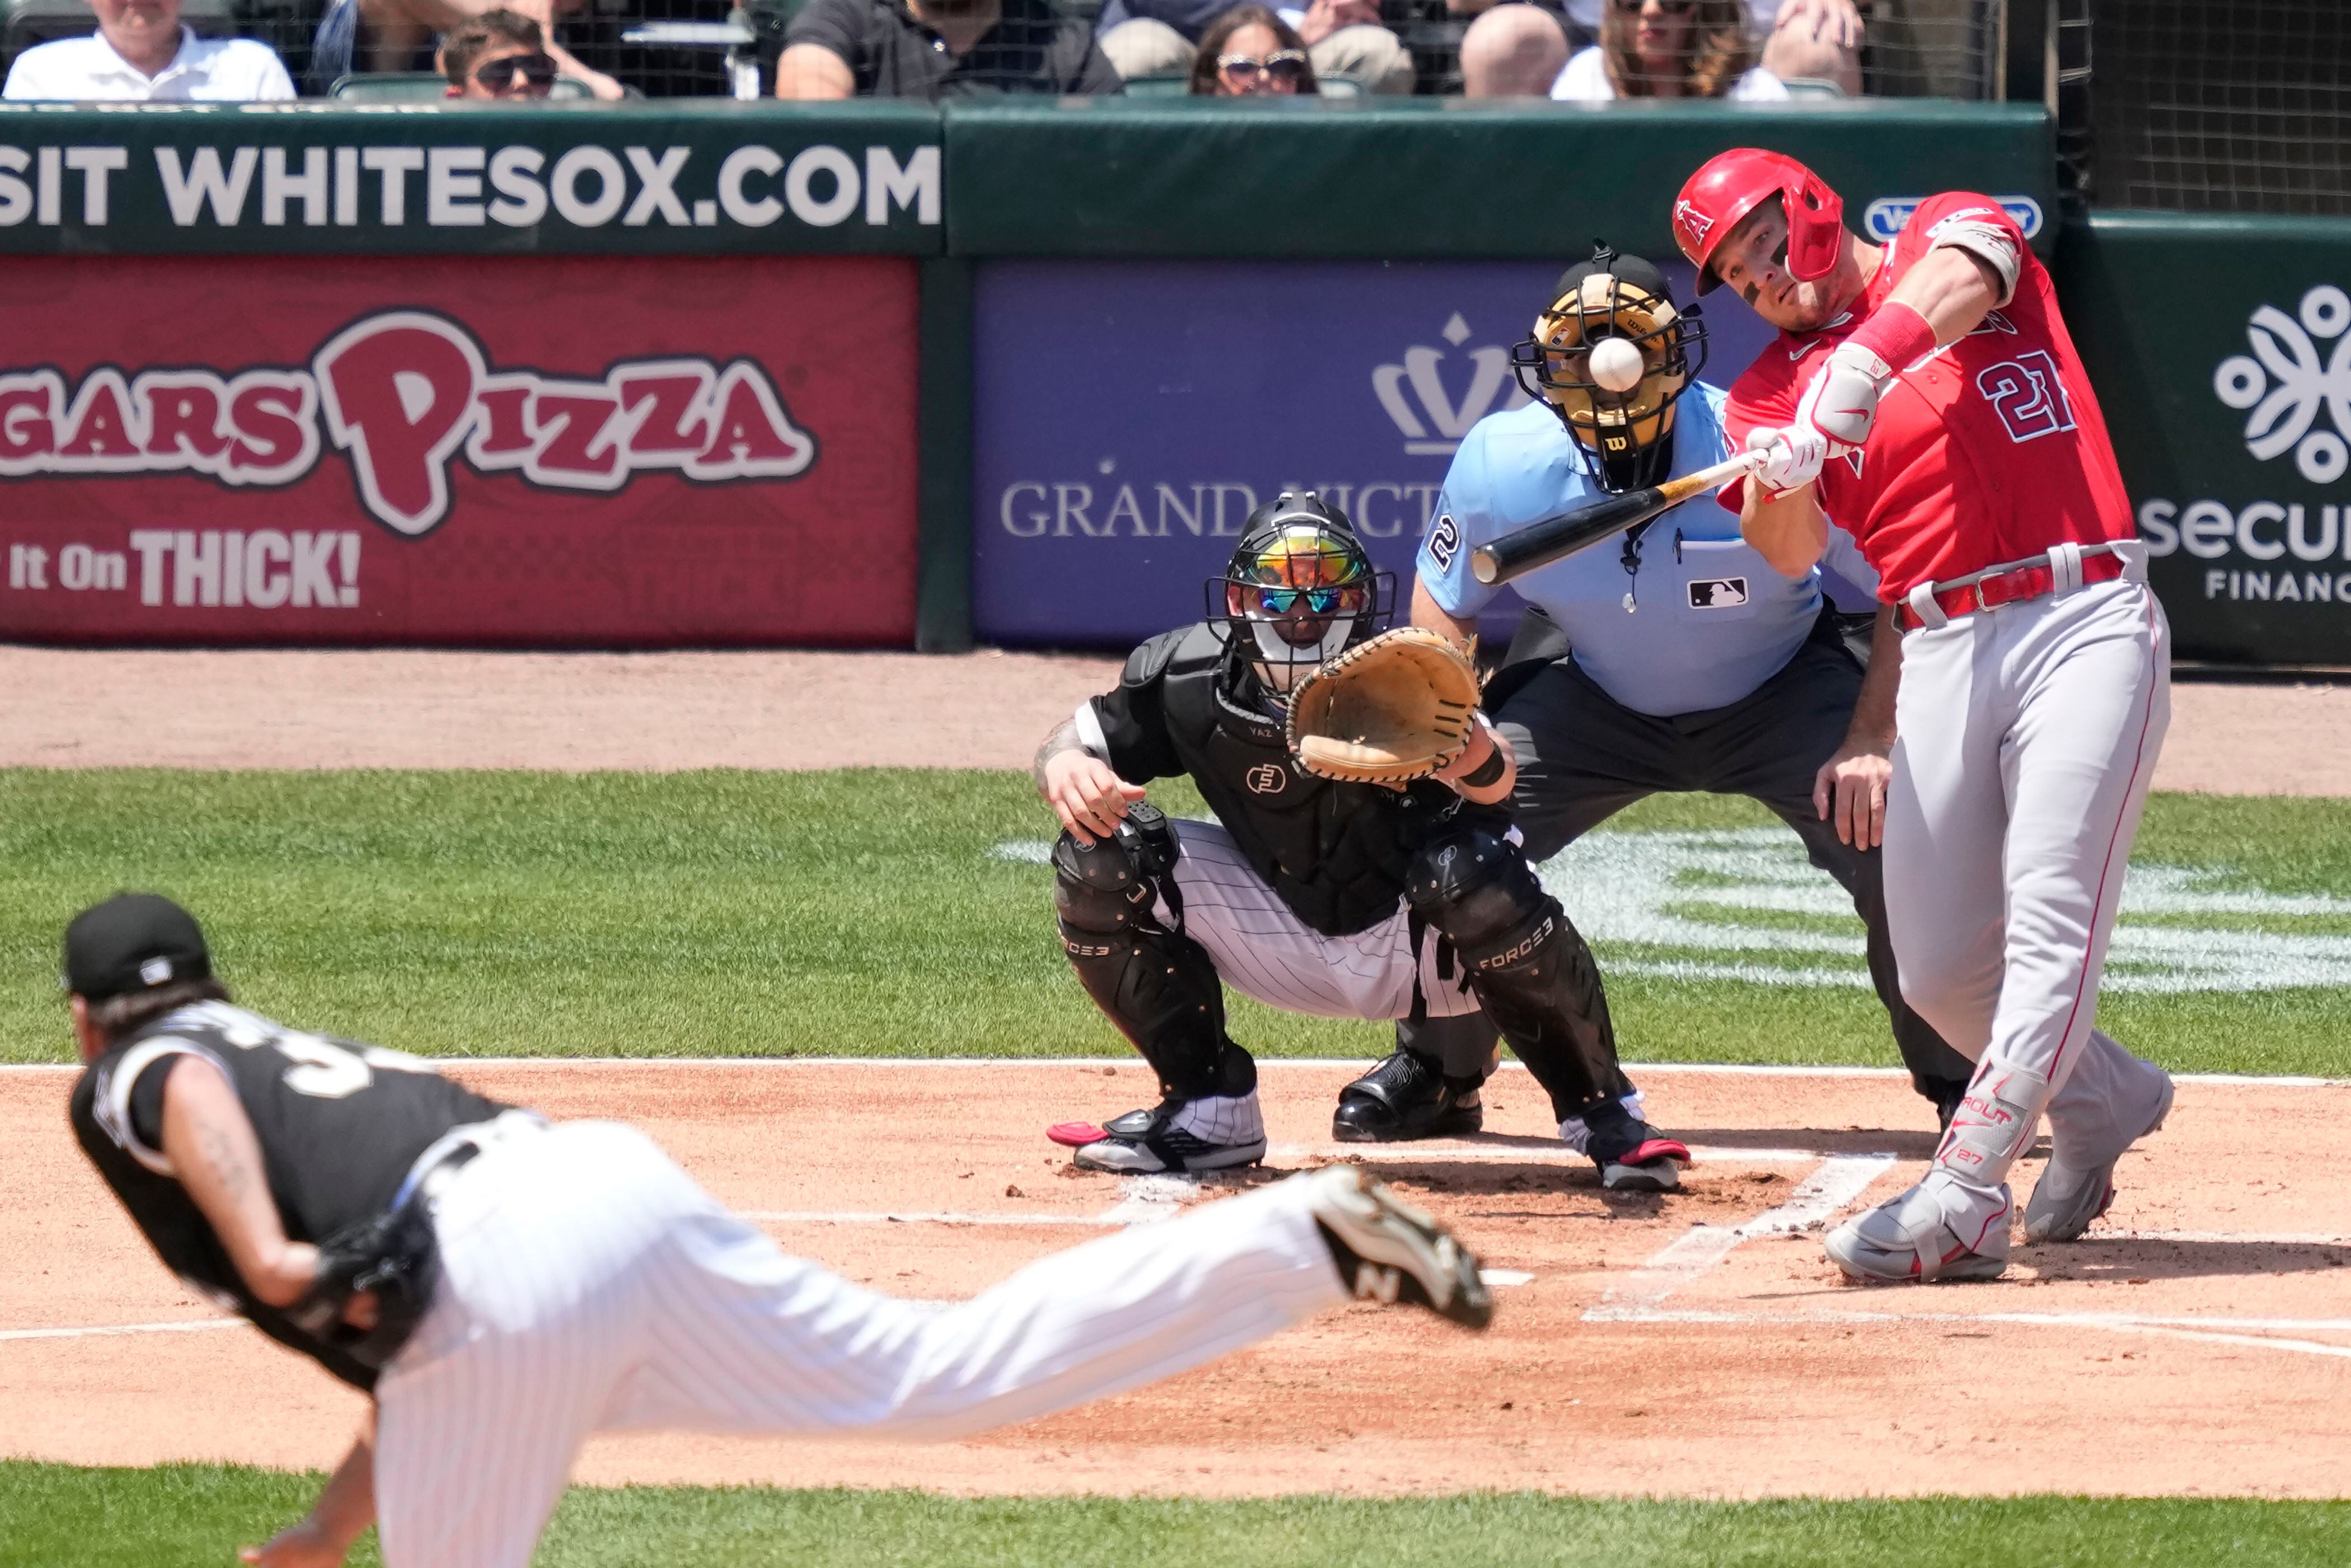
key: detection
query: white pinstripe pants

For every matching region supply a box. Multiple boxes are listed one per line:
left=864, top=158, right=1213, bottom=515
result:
left=372, top=1120, right=1346, bottom=1568
left=1156, top=821, right=1481, bottom=1022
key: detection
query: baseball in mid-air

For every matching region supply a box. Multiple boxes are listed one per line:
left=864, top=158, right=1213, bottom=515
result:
left=1587, top=335, right=1646, bottom=393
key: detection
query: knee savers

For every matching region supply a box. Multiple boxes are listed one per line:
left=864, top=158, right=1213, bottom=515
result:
left=1405, top=829, right=1628, bottom=1118
left=1052, top=826, right=1245, bottom=1100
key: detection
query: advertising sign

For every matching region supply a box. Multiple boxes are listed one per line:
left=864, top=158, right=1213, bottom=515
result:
left=0, top=102, right=941, bottom=256
left=0, top=254, right=918, bottom=647
left=2064, top=215, right=2351, bottom=666
left=971, top=259, right=1776, bottom=648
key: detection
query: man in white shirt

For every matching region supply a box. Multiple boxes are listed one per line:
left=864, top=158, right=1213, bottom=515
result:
left=5, top=0, right=297, bottom=100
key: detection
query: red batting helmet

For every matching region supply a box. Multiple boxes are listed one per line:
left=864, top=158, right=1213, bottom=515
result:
left=1672, top=149, right=1844, bottom=295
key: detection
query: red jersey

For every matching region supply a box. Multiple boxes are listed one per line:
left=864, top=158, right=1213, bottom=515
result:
left=1721, top=191, right=2134, bottom=602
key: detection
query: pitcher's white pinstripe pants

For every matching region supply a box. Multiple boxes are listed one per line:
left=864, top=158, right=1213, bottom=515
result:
left=373, top=1120, right=1345, bottom=1568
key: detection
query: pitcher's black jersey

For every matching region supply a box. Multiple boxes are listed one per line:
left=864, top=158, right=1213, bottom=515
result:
left=69, top=1000, right=512, bottom=1389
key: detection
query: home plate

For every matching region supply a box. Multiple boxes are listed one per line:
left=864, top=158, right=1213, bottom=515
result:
left=1480, top=1269, right=1535, bottom=1286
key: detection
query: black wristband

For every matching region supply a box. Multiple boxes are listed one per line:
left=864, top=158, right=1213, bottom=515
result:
left=1458, top=743, right=1506, bottom=790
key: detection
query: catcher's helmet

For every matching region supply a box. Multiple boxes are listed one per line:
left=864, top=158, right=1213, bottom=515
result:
left=1673, top=148, right=1844, bottom=296
left=1208, top=493, right=1394, bottom=695
left=1510, top=245, right=1707, bottom=494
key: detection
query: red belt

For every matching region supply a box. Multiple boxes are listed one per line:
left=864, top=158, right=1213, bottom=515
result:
left=1896, top=550, right=2127, bottom=632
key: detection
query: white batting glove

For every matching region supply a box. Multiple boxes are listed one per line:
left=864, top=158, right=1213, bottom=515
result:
left=1744, top=424, right=1826, bottom=495
left=1793, top=340, right=1896, bottom=452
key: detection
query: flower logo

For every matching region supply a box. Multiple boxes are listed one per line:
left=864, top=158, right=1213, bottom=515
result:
left=2214, top=284, right=2351, bottom=484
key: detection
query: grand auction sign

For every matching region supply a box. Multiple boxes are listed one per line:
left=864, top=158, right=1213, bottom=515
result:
left=2064, top=213, right=2351, bottom=667
left=0, top=254, right=917, bottom=645
left=970, top=259, right=1777, bottom=647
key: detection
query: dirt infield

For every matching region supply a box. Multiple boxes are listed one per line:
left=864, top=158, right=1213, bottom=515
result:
left=0, top=645, right=2346, bottom=793
left=7, top=1059, right=2349, bottom=1499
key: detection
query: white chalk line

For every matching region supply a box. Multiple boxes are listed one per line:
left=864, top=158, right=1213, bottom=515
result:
left=0, top=1057, right=2341, bottom=1087
left=1270, top=1142, right=1824, bottom=1165
left=1583, top=1154, right=1896, bottom=1322
left=0, top=1318, right=246, bottom=1344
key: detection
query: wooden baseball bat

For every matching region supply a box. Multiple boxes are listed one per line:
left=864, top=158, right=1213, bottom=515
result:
left=1469, top=449, right=1766, bottom=587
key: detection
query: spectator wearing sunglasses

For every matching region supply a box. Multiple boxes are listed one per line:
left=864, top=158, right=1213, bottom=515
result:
left=1547, top=0, right=1856, bottom=95
left=436, top=8, right=625, bottom=98
left=4, top=0, right=293, bottom=100
left=1186, top=4, right=1313, bottom=93
left=1099, top=0, right=1411, bottom=96
left=1549, top=0, right=1785, bottom=100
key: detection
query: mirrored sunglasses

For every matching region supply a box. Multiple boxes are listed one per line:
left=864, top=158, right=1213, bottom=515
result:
left=1217, top=50, right=1308, bottom=83
left=1255, top=586, right=1356, bottom=615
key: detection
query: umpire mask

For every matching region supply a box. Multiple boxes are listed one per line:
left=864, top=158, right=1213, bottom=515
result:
left=1207, top=493, right=1394, bottom=696
left=1510, top=244, right=1708, bottom=495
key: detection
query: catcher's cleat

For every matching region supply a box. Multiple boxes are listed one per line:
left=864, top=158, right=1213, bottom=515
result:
left=1824, top=1171, right=2011, bottom=1283
left=1061, top=1092, right=1266, bottom=1174
left=2024, top=1072, right=2175, bottom=1244
left=1305, top=1165, right=1492, bottom=1330
left=1332, top=1050, right=1484, bottom=1143
left=1577, top=1098, right=1690, bottom=1192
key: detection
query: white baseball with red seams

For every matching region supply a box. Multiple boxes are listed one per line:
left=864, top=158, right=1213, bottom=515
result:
left=1721, top=189, right=2176, bottom=1275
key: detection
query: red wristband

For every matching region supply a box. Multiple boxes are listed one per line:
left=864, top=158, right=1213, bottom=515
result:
left=1844, top=300, right=1938, bottom=375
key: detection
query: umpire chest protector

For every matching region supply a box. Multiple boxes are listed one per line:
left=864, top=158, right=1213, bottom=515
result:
left=1151, top=624, right=1458, bottom=937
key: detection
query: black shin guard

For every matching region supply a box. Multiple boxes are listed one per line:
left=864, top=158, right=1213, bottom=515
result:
left=1052, top=825, right=1250, bottom=1101
left=1405, top=829, right=1630, bottom=1123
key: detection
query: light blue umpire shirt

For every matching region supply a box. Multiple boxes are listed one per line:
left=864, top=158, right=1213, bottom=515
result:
left=1417, top=382, right=1877, bottom=718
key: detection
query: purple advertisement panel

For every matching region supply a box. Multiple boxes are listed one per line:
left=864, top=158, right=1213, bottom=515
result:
left=972, top=259, right=1776, bottom=648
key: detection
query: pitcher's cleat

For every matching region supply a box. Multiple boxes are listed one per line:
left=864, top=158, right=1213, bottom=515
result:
left=1305, top=1165, right=1492, bottom=1330
left=2024, top=1073, right=2175, bottom=1244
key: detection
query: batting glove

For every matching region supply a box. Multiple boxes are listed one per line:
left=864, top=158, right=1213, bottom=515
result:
left=1744, top=424, right=1827, bottom=495
left=1793, top=342, right=1895, bottom=452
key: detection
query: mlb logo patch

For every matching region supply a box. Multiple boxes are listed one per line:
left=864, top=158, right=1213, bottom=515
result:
left=1688, top=578, right=1749, bottom=609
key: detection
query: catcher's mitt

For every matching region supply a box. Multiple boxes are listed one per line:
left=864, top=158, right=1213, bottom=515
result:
left=1286, top=626, right=1481, bottom=784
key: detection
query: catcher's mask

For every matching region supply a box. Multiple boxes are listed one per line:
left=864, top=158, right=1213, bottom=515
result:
left=1510, top=244, right=1708, bottom=495
left=1206, top=493, right=1394, bottom=696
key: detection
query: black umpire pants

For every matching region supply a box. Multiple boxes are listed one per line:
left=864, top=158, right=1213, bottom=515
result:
left=1401, top=619, right=1975, bottom=1112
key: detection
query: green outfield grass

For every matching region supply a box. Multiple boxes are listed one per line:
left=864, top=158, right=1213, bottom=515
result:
left=4, top=1462, right=2348, bottom=1568
left=0, top=768, right=2347, bottom=1075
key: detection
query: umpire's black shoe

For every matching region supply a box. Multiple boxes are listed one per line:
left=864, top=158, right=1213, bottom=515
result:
left=1333, top=1050, right=1484, bottom=1143
left=1581, top=1098, right=1691, bottom=1193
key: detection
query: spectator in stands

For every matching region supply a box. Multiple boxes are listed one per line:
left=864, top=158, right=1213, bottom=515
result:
left=1757, top=0, right=1858, bottom=94
left=1100, top=0, right=1412, bottom=96
left=4, top=0, right=294, bottom=99
left=1543, top=0, right=1854, bottom=95
left=1457, top=2, right=1567, bottom=96
left=313, top=0, right=626, bottom=99
left=437, top=7, right=620, bottom=96
left=1186, top=4, right=1314, bottom=93
left=776, top=0, right=1121, bottom=97
left=1550, top=0, right=1782, bottom=100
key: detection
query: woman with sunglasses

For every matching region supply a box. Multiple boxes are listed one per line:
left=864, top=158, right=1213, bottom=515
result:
left=1186, top=4, right=1317, bottom=93
left=1549, top=0, right=1785, bottom=101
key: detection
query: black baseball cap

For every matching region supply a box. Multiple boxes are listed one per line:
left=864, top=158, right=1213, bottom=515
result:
left=63, top=893, right=212, bottom=1002
left=1554, top=249, right=1676, bottom=308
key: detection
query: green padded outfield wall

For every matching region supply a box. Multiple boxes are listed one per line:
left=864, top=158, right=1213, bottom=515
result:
left=2062, top=213, right=2351, bottom=667
left=942, top=99, right=2053, bottom=260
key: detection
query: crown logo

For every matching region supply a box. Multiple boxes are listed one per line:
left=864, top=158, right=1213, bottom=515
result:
left=1373, top=313, right=1528, bottom=457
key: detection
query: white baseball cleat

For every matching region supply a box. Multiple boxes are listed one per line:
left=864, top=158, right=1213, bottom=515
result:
left=1824, top=1171, right=2012, bottom=1284
left=1304, top=1165, right=1492, bottom=1330
left=2024, top=1073, right=2175, bottom=1244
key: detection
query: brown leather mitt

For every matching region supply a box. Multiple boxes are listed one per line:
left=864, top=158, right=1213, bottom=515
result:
left=1285, top=626, right=1481, bottom=784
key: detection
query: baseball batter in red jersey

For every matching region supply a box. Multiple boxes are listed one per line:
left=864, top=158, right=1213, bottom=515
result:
left=1671, top=149, right=2175, bottom=1283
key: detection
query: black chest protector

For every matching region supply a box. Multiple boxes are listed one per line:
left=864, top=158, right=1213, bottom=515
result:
left=1155, top=624, right=1462, bottom=938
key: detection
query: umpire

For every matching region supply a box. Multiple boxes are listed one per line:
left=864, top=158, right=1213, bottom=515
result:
left=1338, top=246, right=1973, bottom=1140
